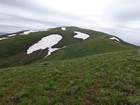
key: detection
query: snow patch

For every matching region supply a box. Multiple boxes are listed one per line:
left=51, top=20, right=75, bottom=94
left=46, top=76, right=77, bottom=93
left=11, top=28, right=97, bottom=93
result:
left=20, top=29, right=50, bottom=35
left=8, top=34, right=16, bottom=37
left=20, top=30, right=37, bottom=35
left=0, top=37, right=8, bottom=41
left=109, top=36, right=120, bottom=42
left=27, top=34, right=63, bottom=56
left=45, top=46, right=66, bottom=57
left=0, top=34, right=16, bottom=41
left=74, top=31, right=90, bottom=40
left=61, top=27, right=66, bottom=31
left=47, top=48, right=60, bottom=57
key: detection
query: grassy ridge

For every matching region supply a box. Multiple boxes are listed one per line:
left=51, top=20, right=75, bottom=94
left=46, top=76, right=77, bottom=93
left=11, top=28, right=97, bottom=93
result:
left=0, top=27, right=137, bottom=68
left=0, top=31, right=49, bottom=68
left=0, top=49, right=140, bottom=105
left=0, top=27, right=82, bottom=68
left=45, top=37, right=135, bottom=61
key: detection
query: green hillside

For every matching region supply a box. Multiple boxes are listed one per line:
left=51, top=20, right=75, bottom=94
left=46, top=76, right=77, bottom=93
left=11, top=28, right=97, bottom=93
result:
left=0, top=27, right=137, bottom=68
left=0, top=27, right=139, bottom=104
left=46, top=36, right=134, bottom=61
left=0, top=49, right=140, bottom=105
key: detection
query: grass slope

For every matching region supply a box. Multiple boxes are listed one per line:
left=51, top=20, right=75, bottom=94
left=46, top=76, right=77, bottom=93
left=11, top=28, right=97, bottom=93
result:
left=0, top=27, right=82, bottom=68
left=0, top=27, right=137, bottom=68
left=0, top=49, right=140, bottom=105
left=45, top=36, right=135, bottom=61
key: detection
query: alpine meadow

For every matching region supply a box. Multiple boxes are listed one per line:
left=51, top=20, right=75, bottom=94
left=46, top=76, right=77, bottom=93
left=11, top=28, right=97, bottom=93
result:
left=0, top=0, right=140, bottom=105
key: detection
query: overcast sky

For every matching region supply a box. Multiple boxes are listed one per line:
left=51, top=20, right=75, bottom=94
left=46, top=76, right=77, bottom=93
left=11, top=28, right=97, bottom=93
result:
left=0, top=0, right=140, bottom=46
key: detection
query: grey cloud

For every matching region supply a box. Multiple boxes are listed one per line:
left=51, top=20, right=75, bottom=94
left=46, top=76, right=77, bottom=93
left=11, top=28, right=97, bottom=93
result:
left=0, top=25, right=29, bottom=32
left=0, top=0, right=140, bottom=46
left=106, top=0, right=140, bottom=22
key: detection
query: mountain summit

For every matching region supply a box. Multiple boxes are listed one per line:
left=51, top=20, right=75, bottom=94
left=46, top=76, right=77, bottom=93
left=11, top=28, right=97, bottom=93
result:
left=0, top=26, right=138, bottom=68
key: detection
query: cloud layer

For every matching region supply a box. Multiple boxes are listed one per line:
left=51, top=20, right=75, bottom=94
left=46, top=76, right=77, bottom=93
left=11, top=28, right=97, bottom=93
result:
left=0, top=0, right=140, bottom=46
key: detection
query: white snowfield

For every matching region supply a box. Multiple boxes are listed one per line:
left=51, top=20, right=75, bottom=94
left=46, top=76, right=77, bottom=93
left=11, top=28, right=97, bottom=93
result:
left=8, top=34, right=17, bottom=37
left=61, top=27, right=66, bottom=31
left=0, top=37, right=8, bottom=41
left=109, top=36, right=120, bottom=42
left=46, top=48, right=60, bottom=57
left=0, top=34, right=17, bottom=41
left=74, top=31, right=90, bottom=40
left=20, top=30, right=37, bottom=35
left=20, top=29, right=50, bottom=35
left=45, top=46, right=66, bottom=57
left=27, top=34, right=63, bottom=57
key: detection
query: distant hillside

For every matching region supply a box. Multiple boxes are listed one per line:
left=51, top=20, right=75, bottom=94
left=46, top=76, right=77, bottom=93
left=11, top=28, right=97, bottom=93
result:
left=0, top=32, right=7, bottom=35
left=0, top=26, right=138, bottom=68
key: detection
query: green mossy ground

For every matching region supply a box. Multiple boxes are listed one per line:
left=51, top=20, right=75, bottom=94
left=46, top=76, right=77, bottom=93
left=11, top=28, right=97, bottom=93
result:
left=0, top=49, right=140, bottom=105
